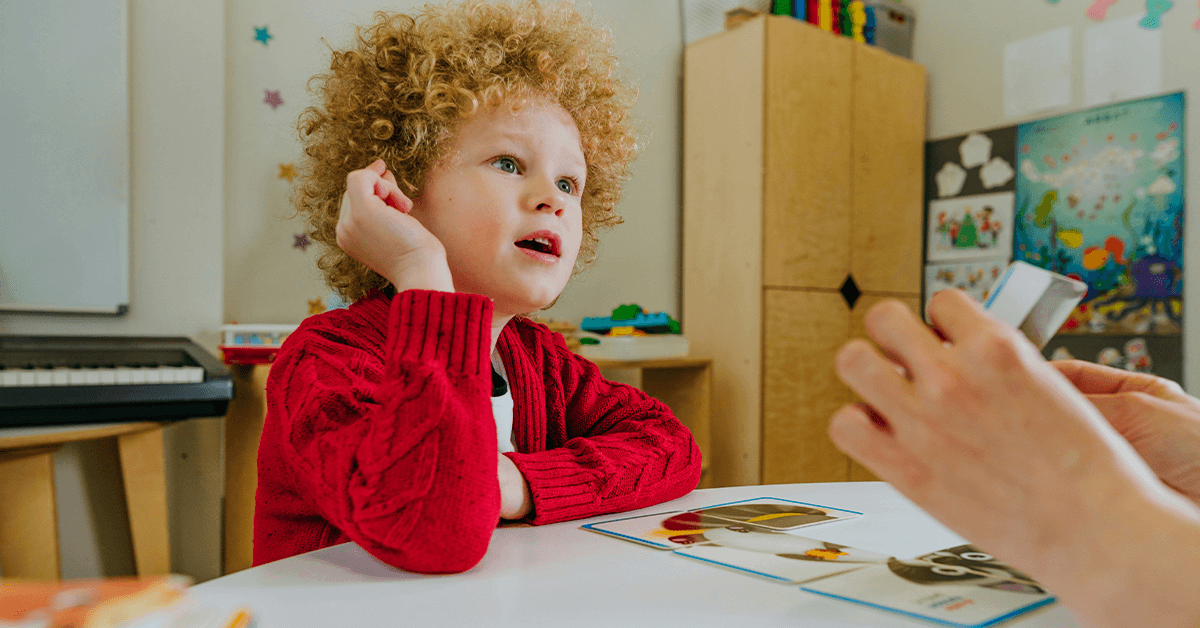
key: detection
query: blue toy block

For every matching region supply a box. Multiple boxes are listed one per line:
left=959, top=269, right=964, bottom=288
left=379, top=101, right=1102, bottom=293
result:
left=581, top=311, right=673, bottom=334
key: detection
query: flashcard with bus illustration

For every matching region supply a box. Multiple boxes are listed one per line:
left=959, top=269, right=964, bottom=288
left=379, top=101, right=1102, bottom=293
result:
left=1013, top=92, right=1185, bottom=337
left=581, top=498, right=862, bottom=549
left=926, top=193, right=1016, bottom=262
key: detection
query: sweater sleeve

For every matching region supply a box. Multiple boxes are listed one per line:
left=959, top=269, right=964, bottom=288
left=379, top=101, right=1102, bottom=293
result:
left=506, top=331, right=703, bottom=525
left=267, top=290, right=500, bottom=574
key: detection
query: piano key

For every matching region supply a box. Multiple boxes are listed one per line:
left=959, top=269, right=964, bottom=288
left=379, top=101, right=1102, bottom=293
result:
left=52, top=368, right=71, bottom=386
left=34, top=370, right=55, bottom=386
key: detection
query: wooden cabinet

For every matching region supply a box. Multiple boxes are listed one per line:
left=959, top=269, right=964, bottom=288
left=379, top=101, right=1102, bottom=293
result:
left=682, top=15, right=926, bottom=487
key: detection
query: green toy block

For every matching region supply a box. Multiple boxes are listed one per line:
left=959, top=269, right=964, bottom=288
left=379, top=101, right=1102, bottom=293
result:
left=611, top=304, right=642, bottom=321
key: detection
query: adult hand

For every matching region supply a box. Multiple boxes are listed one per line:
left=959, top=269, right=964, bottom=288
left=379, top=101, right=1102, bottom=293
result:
left=829, top=289, right=1200, bottom=628
left=336, top=159, right=453, bottom=293
left=1053, top=360, right=1200, bottom=507
left=497, top=453, right=532, bottom=520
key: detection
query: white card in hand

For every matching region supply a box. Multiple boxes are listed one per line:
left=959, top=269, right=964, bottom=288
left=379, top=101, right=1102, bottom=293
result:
left=983, top=261, right=1087, bottom=349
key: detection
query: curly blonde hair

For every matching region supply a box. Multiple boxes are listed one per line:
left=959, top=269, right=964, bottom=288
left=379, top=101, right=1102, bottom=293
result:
left=296, top=0, right=639, bottom=302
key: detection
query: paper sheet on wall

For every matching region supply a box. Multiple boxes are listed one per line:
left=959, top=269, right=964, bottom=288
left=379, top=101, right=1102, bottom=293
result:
left=1003, top=27, right=1072, bottom=119
left=1084, top=14, right=1163, bottom=107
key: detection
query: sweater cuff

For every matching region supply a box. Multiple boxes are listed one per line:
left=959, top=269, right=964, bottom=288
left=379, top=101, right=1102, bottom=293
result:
left=507, top=449, right=598, bottom=525
left=386, top=290, right=493, bottom=378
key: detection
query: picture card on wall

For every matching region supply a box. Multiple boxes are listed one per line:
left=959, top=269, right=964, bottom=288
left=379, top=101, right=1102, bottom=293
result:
left=1084, top=14, right=1163, bottom=107
left=926, top=192, right=1016, bottom=262
left=924, top=259, right=1009, bottom=316
left=925, top=126, right=1018, bottom=201
left=1003, top=27, right=1072, bottom=119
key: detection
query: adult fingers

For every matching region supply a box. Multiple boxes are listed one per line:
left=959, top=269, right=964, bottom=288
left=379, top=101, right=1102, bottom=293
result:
left=829, top=404, right=930, bottom=494
left=925, top=289, right=998, bottom=345
left=836, top=339, right=917, bottom=421
left=860, top=300, right=945, bottom=376
left=1053, top=360, right=1185, bottom=399
left=1085, top=392, right=1177, bottom=437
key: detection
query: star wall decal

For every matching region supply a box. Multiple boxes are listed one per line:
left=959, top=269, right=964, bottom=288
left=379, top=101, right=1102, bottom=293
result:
left=278, top=162, right=297, bottom=182
left=264, top=89, right=283, bottom=109
left=254, top=26, right=272, bottom=46
left=293, top=233, right=311, bottom=251
left=307, top=298, right=326, bottom=315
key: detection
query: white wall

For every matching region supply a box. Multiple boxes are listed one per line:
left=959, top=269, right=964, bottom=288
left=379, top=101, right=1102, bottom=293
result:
left=904, top=0, right=1200, bottom=390
left=0, top=0, right=227, bottom=581
left=223, top=0, right=684, bottom=325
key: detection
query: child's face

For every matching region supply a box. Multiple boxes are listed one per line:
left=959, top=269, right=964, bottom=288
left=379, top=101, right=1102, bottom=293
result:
left=410, top=100, right=586, bottom=317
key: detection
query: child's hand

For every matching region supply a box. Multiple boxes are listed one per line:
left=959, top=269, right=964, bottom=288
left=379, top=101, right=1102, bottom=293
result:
left=497, top=454, right=531, bottom=520
left=336, top=159, right=454, bottom=293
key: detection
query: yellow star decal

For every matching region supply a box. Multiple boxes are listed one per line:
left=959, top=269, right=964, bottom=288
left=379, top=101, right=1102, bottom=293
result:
left=278, top=162, right=297, bottom=182
left=307, top=298, right=326, bottom=315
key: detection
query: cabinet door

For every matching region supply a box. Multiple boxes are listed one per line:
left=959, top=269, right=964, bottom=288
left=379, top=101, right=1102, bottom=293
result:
left=845, top=294, right=922, bottom=482
left=850, top=45, right=927, bottom=294
left=762, top=17, right=853, bottom=291
left=762, top=289, right=851, bottom=484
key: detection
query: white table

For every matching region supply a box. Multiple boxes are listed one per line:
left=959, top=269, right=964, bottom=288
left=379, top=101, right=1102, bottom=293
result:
left=191, top=482, right=1081, bottom=627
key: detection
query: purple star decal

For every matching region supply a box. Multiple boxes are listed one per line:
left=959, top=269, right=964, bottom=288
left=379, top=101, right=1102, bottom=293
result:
left=293, top=233, right=311, bottom=251
left=264, top=89, right=284, bottom=109
left=254, top=26, right=272, bottom=46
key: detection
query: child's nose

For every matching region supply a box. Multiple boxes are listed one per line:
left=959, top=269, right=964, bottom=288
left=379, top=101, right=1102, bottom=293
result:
left=529, top=179, right=566, bottom=217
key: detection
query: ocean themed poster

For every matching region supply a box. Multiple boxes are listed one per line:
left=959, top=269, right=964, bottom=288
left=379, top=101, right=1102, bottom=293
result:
left=926, top=192, right=1016, bottom=262
left=1014, top=92, right=1185, bottom=335
left=923, top=259, right=1008, bottom=316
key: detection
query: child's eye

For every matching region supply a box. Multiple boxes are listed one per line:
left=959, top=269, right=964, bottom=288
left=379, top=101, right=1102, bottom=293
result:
left=491, top=157, right=519, bottom=174
left=557, top=177, right=579, bottom=195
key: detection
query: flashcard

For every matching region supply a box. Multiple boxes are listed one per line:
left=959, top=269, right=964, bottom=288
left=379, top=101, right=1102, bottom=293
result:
left=984, top=261, right=1087, bottom=348
left=801, top=545, right=1057, bottom=628
left=687, top=497, right=863, bottom=531
left=581, top=510, right=733, bottom=550
left=673, top=529, right=888, bottom=583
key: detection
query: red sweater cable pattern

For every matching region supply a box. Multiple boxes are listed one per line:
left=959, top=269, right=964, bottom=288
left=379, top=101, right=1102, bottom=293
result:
left=253, top=290, right=702, bottom=573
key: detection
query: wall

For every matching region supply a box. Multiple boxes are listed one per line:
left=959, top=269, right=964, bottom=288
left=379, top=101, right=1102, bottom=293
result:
left=0, top=0, right=227, bottom=581
left=904, top=0, right=1200, bottom=391
left=223, top=0, right=684, bottom=327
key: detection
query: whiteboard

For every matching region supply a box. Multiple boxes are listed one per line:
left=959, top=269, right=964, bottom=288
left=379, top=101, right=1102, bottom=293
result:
left=0, top=0, right=130, bottom=314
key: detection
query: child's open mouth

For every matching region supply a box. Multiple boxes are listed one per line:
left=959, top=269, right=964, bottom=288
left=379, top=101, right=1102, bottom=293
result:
left=515, top=231, right=561, bottom=258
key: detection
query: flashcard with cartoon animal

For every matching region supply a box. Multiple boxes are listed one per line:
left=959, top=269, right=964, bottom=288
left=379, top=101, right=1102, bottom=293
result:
left=1013, top=92, right=1184, bottom=336
left=673, top=529, right=888, bottom=583
left=801, top=544, right=1057, bottom=628
left=926, top=192, right=1016, bottom=262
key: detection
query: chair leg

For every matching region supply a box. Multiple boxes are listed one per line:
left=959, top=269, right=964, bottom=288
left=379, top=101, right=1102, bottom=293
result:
left=0, top=447, right=62, bottom=579
left=118, top=426, right=171, bottom=575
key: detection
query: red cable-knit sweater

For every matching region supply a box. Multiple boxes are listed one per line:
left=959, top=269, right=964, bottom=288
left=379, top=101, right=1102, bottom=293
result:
left=253, top=289, right=702, bottom=573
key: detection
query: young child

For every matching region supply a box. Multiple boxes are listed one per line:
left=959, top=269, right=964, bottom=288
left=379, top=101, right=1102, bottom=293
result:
left=253, top=0, right=703, bottom=574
